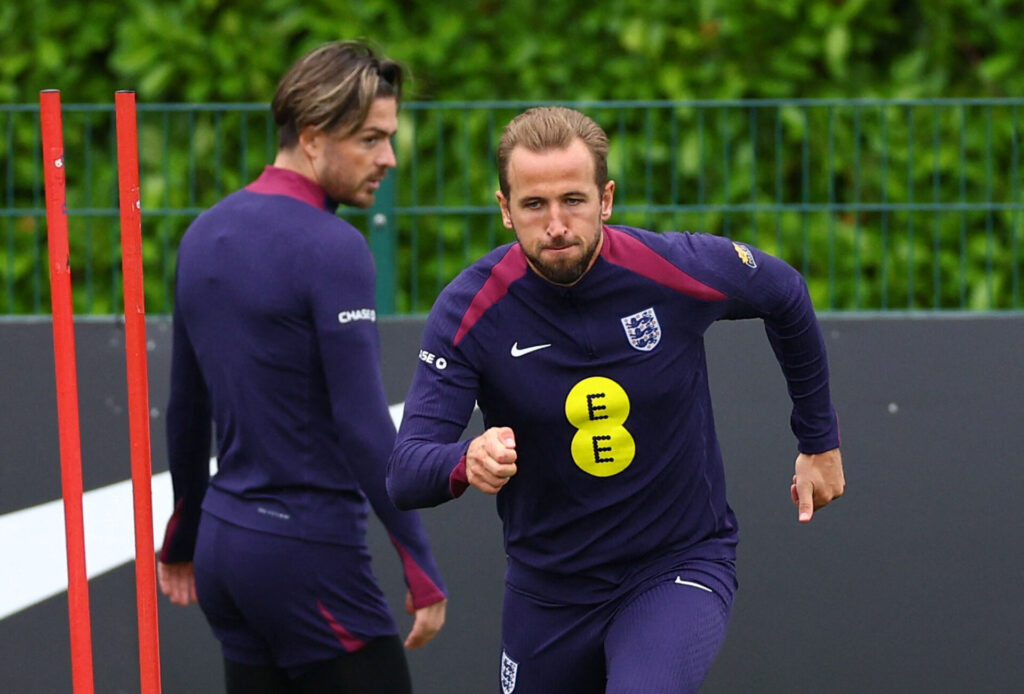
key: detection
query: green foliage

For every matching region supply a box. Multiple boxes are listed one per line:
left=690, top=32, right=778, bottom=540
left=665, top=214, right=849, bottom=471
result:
left=2, top=0, right=1023, bottom=315
left=6, top=0, right=1024, bottom=104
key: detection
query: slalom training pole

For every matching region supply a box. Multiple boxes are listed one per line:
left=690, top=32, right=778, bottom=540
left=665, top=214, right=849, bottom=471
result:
left=39, top=88, right=96, bottom=694
left=114, top=90, right=163, bottom=694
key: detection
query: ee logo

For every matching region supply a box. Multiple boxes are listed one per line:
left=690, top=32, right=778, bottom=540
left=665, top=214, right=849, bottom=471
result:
left=564, top=376, right=635, bottom=477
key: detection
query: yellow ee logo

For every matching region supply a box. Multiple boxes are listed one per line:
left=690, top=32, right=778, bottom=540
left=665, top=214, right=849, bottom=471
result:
left=564, top=376, right=635, bottom=477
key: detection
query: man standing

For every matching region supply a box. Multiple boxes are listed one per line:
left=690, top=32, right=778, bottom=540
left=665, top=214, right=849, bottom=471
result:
left=387, top=106, right=843, bottom=693
left=159, top=41, right=447, bottom=694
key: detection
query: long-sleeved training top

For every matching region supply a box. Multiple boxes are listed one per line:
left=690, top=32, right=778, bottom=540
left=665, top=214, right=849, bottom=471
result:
left=160, top=166, right=445, bottom=608
left=387, top=225, right=838, bottom=604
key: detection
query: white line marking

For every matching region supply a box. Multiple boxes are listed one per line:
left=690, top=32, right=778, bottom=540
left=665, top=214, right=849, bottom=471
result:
left=389, top=402, right=404, bottom=429
left=0, top=400, right=460, bottom=622
left=0, top=468, right=175, bottom=620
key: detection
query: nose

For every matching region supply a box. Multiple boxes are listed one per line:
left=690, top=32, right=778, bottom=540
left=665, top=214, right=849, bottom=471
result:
left=378, top=139, right=397, bottom=169
left=545, top=204, right=569, bottom=236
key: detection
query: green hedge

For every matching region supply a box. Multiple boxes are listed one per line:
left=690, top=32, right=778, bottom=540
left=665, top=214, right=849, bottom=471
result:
left=6, top=0, right=1023, bottom=104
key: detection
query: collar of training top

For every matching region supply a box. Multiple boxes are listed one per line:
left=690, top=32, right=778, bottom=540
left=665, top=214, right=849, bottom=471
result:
left=245, top=165, right=336, bottom=212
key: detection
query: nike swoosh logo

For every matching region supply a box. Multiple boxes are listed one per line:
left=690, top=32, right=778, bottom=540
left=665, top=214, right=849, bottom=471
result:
left=674, top=577, right=713, bottom=592
left=510, top=342, right=552, bottom=357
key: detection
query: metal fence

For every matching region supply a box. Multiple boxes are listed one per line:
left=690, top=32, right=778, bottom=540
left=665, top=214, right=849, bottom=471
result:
left=2, top=99, right=1023, bottom=315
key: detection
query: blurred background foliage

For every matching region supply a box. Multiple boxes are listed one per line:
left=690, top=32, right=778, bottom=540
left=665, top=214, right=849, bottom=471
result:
left=6, top=0, right=1024, bottom=103
left=2, top=0, right=1023, bottom=314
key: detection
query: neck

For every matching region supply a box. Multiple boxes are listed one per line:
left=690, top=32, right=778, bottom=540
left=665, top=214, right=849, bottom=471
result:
left=272, top=146, right=316, bottom=182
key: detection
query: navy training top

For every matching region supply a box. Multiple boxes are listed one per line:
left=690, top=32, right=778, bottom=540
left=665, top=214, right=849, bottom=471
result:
left=388, top=225, right=839, bottom=604
left=160, top=166, right=445, bottom=609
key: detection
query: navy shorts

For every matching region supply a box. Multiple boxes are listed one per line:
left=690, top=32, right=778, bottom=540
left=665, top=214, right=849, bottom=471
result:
left=499, top=559, right=735, bottom=694
left=193, top=512, right=398, bottom=674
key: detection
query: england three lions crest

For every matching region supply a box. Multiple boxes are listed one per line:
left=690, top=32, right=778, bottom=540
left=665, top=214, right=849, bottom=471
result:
left=621, top=307, right=661, bottom=352
left=501, top=650, right=518, bottom=694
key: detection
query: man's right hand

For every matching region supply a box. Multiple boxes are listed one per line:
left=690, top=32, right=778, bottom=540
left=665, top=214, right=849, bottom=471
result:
left=465, top=427, right=518, bottom=494
left=158, top=560, right=198, bottom=607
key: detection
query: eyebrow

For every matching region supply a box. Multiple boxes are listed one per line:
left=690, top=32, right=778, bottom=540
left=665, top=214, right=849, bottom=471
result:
left=358, top=126, right=395, bottom=137
left=519, top=190, right=590, bottom=202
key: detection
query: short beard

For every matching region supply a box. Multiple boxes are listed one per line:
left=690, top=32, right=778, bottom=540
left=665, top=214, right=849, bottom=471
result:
left=523, top=229, right=602, bottom=286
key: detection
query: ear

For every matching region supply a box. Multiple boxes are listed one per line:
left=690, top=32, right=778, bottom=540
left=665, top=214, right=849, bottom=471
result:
left=496, top=190, right=514, bottom=229
left=600, top=180, right=615, bottom=221
left=297, top=126, right=323, bottom=160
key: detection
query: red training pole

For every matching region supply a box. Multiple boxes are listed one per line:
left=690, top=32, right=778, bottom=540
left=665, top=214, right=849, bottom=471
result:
left=114, top=90, right=163, bottom=694
left=40, top=89, right=96, bottom=694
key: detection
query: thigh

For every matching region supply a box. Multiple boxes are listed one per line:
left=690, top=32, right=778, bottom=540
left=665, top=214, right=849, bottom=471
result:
left=499, top=587, right=607, bottom=694
left=222, top=659, right=290, bottom=694
left=292, top=635, right=411, bottom=694
left=195, top=513, right=398, bottom=672
left=604, top=575, right=732, bottom=694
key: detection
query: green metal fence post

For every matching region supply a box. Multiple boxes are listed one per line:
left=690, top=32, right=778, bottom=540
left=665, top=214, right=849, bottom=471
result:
left=369, top=173, right=397, bottom=315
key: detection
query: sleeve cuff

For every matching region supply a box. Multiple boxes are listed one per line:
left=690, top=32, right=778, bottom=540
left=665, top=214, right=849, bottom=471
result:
left=449, top=455, right=469, bottom=498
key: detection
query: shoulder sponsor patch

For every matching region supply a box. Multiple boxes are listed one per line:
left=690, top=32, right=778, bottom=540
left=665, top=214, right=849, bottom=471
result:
left=418, top=349, right=448, bottom=370
left=337, top=308, right=376, bottom=324
left=732, top=242, right=757, bottom=269
left=620, top=307, right=661, bottom=352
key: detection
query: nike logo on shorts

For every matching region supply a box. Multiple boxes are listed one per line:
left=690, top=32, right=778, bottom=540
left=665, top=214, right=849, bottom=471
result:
left=674, top=576, right=713, bottom=592
left=510, top=341, right=552, bottom=357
